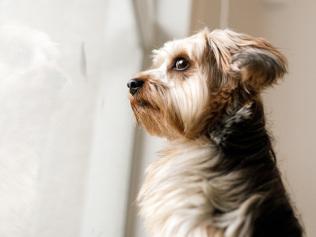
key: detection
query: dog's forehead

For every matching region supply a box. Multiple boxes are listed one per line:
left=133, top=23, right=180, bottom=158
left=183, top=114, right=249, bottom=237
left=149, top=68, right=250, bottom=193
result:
left=152, top=32, right=206, bottom=64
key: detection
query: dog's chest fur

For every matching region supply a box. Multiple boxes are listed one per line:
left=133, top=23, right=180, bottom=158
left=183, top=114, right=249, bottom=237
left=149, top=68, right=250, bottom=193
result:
left=138, top=139, right=259, bottom=237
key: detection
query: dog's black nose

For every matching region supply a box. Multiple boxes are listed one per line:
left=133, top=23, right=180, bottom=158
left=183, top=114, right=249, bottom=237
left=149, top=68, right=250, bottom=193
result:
left=127, top=79, right=144, bottom=95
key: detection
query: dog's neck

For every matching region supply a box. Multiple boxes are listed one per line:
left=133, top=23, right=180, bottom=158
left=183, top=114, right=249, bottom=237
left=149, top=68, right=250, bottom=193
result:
left=207, top=100, right=285, bottom=201
left=209, top=100, right=276, bottom=165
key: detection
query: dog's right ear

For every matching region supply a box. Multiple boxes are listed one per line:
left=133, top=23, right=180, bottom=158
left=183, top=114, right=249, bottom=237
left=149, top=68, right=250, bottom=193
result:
left=206, top=29, right=287, bottom=92
left=229, top=39, right=287, bottom=91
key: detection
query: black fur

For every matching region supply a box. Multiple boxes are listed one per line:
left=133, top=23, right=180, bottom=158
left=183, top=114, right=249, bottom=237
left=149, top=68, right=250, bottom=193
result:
left=210, top=100, right=303, bottom=237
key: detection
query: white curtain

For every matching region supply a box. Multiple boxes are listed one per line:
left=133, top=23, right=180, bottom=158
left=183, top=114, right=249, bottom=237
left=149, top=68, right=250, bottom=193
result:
left=0, top=0, right=140, bottom=236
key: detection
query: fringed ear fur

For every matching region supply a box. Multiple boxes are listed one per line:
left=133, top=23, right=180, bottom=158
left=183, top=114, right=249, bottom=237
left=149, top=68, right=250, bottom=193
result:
left=207, top=29, right=287, bottom=92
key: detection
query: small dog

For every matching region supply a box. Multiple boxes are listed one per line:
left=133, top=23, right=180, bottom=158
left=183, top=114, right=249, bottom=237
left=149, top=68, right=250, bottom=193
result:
left=127, top=29, right=303, bottom=237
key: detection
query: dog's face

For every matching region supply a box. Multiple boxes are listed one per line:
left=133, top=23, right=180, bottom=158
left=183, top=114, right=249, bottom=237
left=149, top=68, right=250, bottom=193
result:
left=128, top=29, right=287, bottom=139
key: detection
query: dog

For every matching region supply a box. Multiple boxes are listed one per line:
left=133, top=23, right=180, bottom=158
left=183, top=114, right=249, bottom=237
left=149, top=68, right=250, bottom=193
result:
left=127, top=28, right=303, bottom=237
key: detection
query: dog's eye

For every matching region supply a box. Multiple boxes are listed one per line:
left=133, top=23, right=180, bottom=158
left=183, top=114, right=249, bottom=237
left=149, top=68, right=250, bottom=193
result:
left=173, top=57, right=190, bottom=71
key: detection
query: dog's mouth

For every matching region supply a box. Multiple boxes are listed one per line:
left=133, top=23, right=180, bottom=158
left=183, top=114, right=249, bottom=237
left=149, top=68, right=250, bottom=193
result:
left=138, top=100, right=151, bottom=107
left=132, top=98, right=156, bottom=110
left=129, top=87, right=157, bottom=107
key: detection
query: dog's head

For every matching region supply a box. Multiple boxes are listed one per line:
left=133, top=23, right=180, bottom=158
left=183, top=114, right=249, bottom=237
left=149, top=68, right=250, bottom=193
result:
left=128, top=29, right=287, bottom=139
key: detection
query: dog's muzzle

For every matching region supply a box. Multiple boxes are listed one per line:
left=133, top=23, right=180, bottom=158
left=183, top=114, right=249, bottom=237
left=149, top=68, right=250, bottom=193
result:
left=127, top=78, right=144, bottom=95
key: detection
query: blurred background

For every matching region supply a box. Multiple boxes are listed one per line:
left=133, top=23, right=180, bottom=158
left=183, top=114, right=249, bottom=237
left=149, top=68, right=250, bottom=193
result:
left=0, top=0, right=314, bottom=236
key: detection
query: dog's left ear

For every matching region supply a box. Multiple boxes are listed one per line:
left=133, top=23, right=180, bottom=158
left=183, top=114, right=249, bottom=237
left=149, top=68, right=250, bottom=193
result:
left=207, top=29, right=287, bottom=91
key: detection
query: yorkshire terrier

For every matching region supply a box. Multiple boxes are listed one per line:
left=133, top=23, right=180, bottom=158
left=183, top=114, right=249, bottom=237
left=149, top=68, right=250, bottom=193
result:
left=127, top=29, right=303, bottom=237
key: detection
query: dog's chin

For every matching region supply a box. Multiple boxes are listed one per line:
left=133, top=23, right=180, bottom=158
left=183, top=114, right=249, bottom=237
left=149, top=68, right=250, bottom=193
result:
left=130, top=97, right=162, bottom=135
left=129, top=98, right=183, bottom=139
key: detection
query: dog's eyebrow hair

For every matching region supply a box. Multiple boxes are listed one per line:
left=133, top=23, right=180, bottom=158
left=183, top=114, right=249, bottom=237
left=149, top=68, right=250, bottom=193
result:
left=169, top=49, right=190, bottom=63
left=172, top=51, right=189, bottom=58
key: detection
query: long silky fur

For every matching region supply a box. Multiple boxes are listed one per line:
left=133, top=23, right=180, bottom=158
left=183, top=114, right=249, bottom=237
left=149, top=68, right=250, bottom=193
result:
left=130, top=29, right=304, bottom=237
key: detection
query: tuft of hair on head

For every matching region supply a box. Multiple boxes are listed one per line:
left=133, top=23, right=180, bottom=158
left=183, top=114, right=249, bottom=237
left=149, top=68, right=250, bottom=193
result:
left=206, top=29, right=287, bottom=94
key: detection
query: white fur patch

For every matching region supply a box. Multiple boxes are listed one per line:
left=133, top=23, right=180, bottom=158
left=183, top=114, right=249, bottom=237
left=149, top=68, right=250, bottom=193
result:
left=138, top=139, right=260, bottom=237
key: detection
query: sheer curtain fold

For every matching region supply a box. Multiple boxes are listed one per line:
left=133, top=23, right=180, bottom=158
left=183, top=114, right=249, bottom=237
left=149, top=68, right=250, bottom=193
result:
left=0, top=0, right=140, bottom=236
